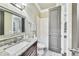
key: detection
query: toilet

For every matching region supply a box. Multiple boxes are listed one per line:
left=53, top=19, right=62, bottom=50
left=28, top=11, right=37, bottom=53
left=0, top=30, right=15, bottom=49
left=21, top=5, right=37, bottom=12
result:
left=37, top=42, right=46, bottom=56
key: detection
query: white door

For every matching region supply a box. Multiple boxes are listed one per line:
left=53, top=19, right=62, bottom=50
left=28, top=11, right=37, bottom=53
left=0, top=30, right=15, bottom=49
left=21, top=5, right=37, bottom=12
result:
left=49, top=6, right=61, bottom=53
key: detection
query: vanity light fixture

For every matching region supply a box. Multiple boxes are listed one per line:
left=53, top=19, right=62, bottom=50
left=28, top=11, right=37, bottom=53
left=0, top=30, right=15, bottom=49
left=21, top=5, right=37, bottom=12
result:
left=11, top=3, right=27, bottom=11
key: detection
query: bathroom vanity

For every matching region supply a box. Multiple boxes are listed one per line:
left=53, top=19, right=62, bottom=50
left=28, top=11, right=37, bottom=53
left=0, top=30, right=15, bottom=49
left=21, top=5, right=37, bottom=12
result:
left=0, top=4, right=37, bottom=56
left=0, top=33, right=37, bottom=56
left=20, top=40, right=37, bottom=56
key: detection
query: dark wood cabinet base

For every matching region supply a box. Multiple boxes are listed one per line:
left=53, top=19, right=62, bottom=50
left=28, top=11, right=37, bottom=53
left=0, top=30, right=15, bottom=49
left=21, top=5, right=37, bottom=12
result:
left=20, top=41, right=37, bottom=56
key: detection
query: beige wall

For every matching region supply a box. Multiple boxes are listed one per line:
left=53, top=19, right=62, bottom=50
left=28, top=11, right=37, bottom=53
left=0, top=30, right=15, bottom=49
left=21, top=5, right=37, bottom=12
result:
left=25, top=3, right=40, bottom=36
left=25, top=3, right=39, bottom=22
left=37, top=9, right=49, bottom=48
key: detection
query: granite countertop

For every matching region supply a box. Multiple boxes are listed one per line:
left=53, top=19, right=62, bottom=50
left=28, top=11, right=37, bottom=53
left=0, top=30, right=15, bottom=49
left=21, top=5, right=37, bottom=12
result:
left=0, top=38, right=37, bottom=56
left=0, top=33, right=25, bottom=41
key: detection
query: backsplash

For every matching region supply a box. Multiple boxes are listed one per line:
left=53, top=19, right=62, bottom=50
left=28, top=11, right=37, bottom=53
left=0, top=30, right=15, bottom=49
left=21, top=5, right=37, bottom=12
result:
left=0, top=35, right=24, bottom=47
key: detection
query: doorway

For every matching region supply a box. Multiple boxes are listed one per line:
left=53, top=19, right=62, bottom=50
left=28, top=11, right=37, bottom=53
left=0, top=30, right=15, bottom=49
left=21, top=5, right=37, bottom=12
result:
left=49, top=6, right=61, bottom=53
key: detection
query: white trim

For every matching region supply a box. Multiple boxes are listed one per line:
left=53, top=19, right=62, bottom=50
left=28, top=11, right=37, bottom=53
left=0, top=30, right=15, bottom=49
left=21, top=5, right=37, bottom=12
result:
left=34, top=3, right=41, bottom=11
left=66, top=4, right=72, bottom=56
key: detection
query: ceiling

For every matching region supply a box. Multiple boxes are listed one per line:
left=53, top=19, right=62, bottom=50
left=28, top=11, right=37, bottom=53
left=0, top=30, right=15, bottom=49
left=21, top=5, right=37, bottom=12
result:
left=37, top=3, right=56, bottom=10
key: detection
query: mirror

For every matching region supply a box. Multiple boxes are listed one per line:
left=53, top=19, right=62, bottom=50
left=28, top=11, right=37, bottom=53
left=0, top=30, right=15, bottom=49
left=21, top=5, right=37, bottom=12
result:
left=0, top=11, right=25, bottom=35
left=12, top=15, right=22, bottom=33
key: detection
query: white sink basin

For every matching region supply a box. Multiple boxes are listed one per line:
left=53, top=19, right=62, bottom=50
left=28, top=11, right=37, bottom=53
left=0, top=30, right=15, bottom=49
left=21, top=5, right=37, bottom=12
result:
left=5, top=41, right=29, bottom=55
